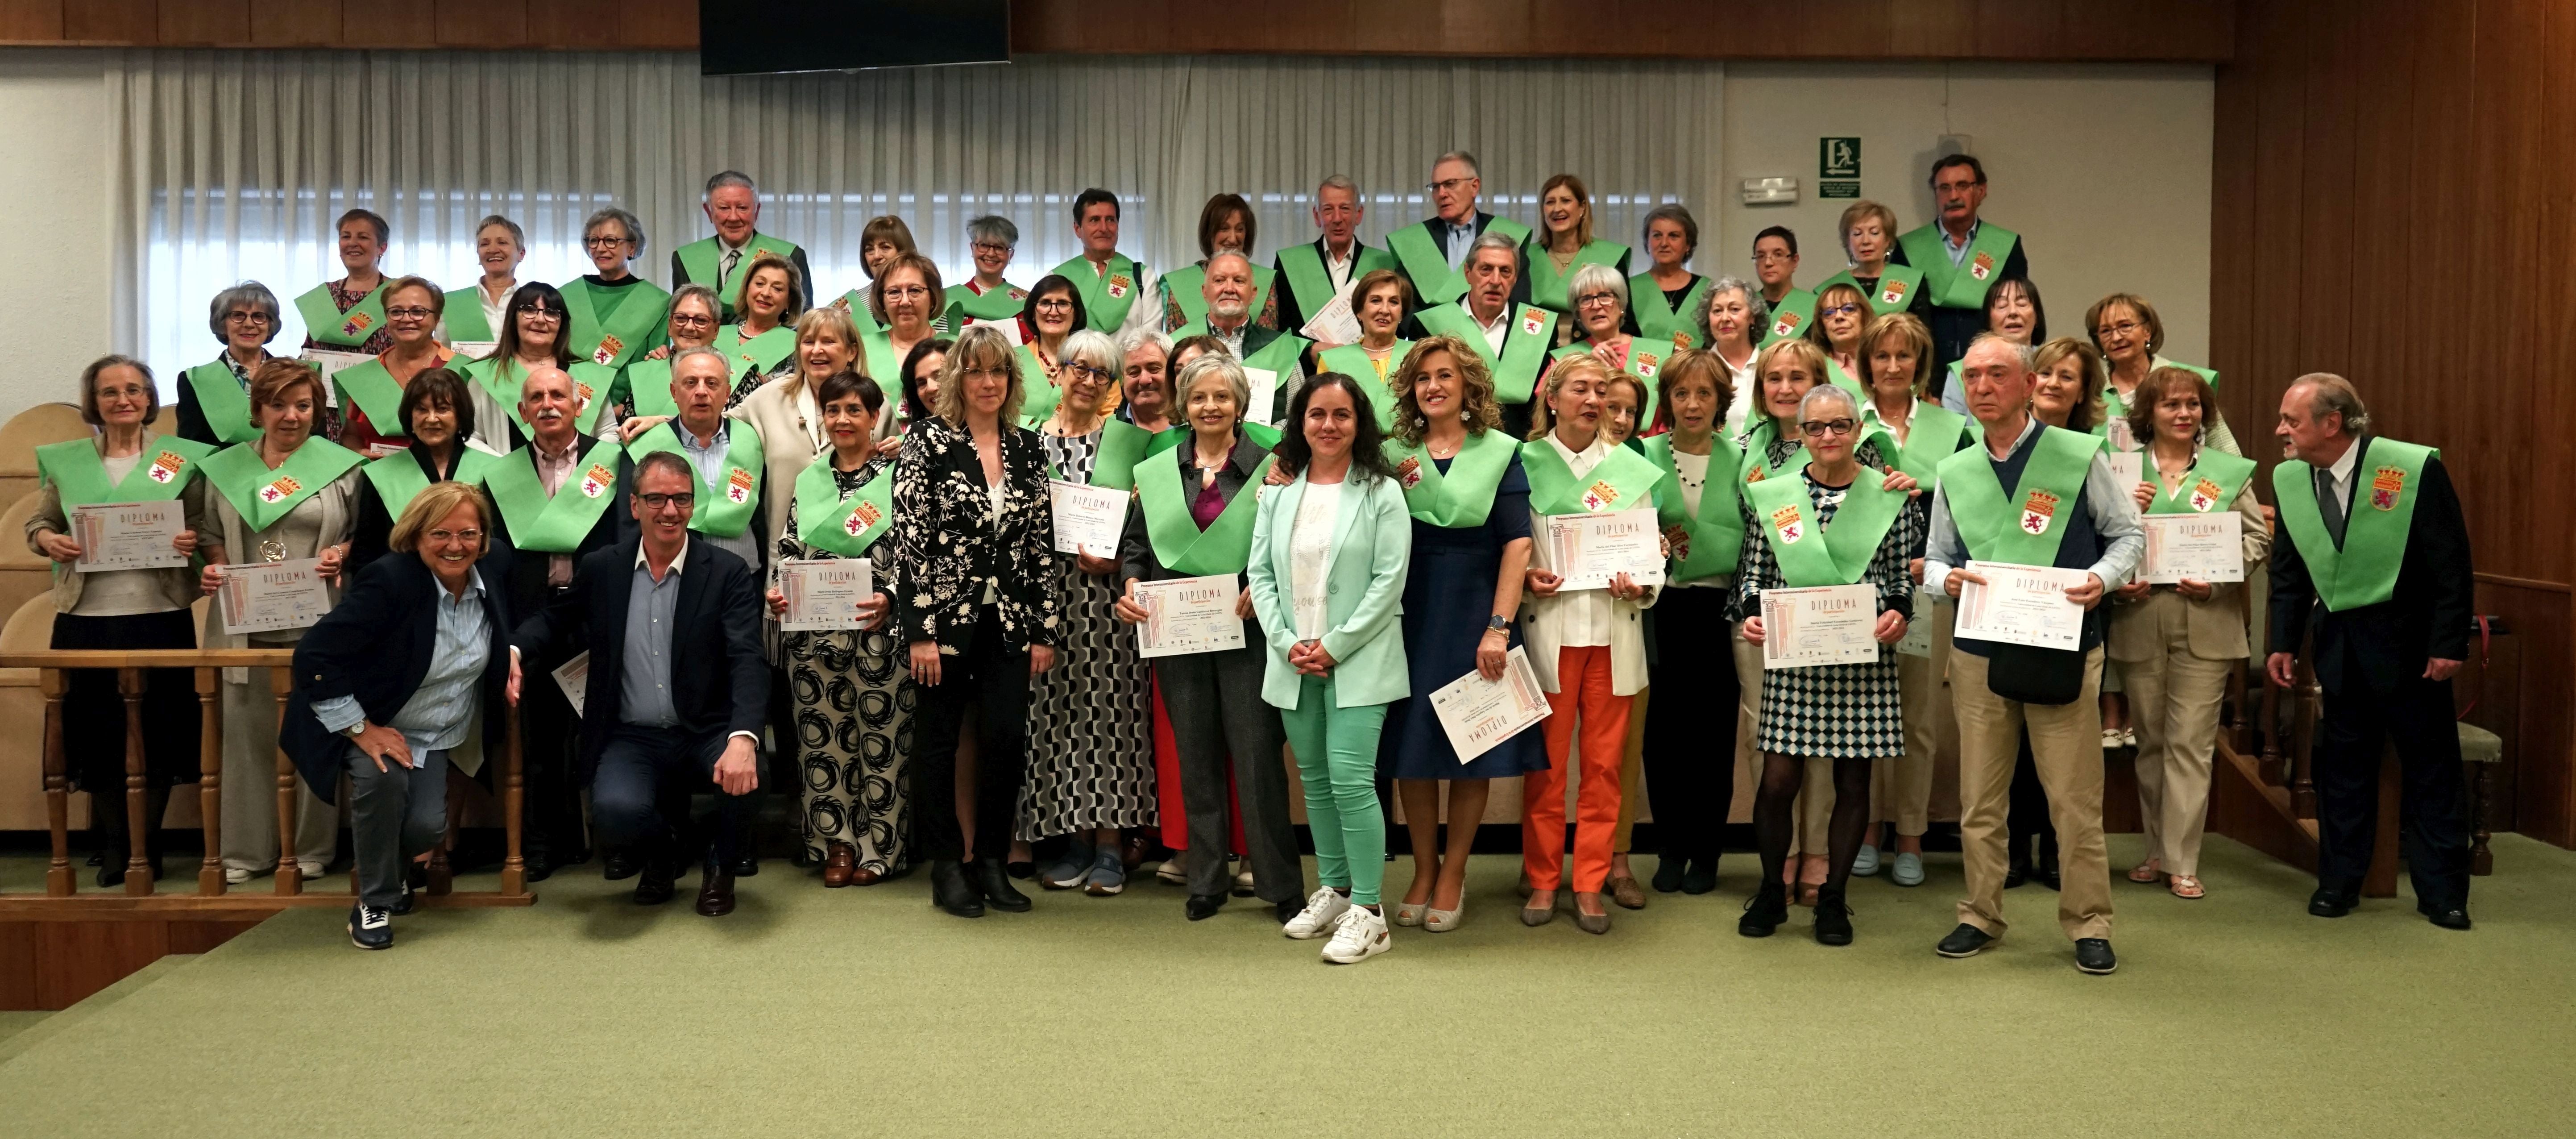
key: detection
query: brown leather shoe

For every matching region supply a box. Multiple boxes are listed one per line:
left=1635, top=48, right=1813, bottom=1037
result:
left=695, top=869, right=737, bottom=917
left=822, top=842, right=856, bottom=889
left=849, top=866, right=884, bottom=886
left=1607, top=874, right=1649, bottom=911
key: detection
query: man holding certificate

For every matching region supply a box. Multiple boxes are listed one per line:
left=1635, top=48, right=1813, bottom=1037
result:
left=1921, top=335, right=2141, bottom=975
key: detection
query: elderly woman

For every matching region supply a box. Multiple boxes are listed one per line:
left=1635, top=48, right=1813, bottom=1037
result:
left=1018, top=330, right=1158, bottom=895
left=561, top=207, right=670, bottom=373
left=734, top=307, right=856, bottom=572
left=29, top=356, right=214, bottom=885
left=1159, top=193, right=1280, bottom=332
left=282, top=482, right=515, bottom=948
left=763, top=369, right=913, bottom=886
left=198, top=360, right=366, bottom=882
left=1805, top=281, right=1873, bottom=395
left=1694, top=275, right=1768, bottom=436
left=2088, top=292, right=2236, bottom=454
left=1523, top=175, right=1632, bottom=321
left=443, top=214, right=525, bottom=347
left=464, top=283, right=616, bottom=453
left=1814, top=200, right=1926, bottom=324
left=1548, top=263, right=1663, bottom=432
left=1937, top=277, right=2046, bottom=413
left=1016, top=274, right=1088, bottom=425
left=183, top=282, right=286, bottom=446
left=1630, top=204, right=1710, bottom=350
left=719, top=252, right=805, bottom=401
left=1116, top=327, right=1179, bottom=437
left=348, top=368, right=492, bottom=578
left=334, top=275, right=456, bottom=457
left=1315, top=269, right=1415, bottom=426
left=946, top=214, right=1028, bottom=332
left=832, top=214, right=918, bottom=337
left=862, top=252, right=946, bottom=418
left=621, top=284, right=723, bottom=426
left=890, top=324, right=1063, bottom=918
left=297, top=208, right=395, bottom=356
left=1637, top=349, right=1744, bottom=895
left=2109, top=366, right=2269, bottom=899
left=1733, top=382, right=1924, bottom=945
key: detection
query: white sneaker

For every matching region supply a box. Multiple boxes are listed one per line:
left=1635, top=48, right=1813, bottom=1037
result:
left=1282, top=887, right=1351, bottom=939
left=1154, top=857, right=1188, bottom=886
left=1232, top=867, right=1256, bottom=897
left=1321, top=906, right=1390, bottom=964
left=224, top=867, right=250, bottom=885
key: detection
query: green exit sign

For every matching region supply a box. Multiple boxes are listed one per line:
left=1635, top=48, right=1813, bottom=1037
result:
left=1820, top=137, right=1860, bottom=179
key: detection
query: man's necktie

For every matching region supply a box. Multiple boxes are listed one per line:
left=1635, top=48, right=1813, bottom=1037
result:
left=721, top=248, right=741, bottom=284
left=2315, top=466, right=2347, bottom=547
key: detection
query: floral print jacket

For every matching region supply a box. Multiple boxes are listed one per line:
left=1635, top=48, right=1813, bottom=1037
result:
left=889, top=413, right=1063, bottom=653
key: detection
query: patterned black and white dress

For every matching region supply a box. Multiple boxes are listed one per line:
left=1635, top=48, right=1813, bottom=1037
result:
left=775, top=456, right=916, bottom=875
left=1730, top=466, right=1925, bottom=758
left=1015, top=428, right=1157, bottom=840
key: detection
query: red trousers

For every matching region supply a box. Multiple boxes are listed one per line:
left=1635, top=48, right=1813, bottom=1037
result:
left=1524, top=645, right=1631, bottom=893
left=1152, top=678, right=1245, bottom=855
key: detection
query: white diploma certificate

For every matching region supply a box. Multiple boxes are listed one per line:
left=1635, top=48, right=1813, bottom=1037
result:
left=215, top=558, right=332, bottom=636
left=69, top=500, right=187, bottom=573
left=552, top=651, right=589, bottom=716
left=1048, top=480, right=1129, bottom=556
left=2106, top=450, right=2144, bottom=490
left=297, top=349, right=371, bottom=384
left=1133, top=575, right=1246, bottom=658
left=1298, top=285, right=1363, bottom=346
left=448, top=340, right=499, bottom=361
left=1760, top=583, right=1883, bottom=669
left=1544, top=508, right=1667, bottom=591
left=777, top=557, right=873, bottom=632
left=2140, top=512, right=2245, bottom=584
left=961, top=317, right=1025, bottom=346
left=1428, top=645, right=1551, bottom=763
left=1953, top=560, right=2087, bottom=650
left=1244, top=367, right=1279, bottom=427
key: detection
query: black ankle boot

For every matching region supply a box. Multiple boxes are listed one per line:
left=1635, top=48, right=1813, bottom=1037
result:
left=2005, top=842, right=2032, bottom=890
left=1738, top=881, right=1790, bottom=937
left=975, top=860, right=1031, bottom=912
left=1813, top=887, right=1854, bottom=946
left=930, top=860, right=984, bottom=918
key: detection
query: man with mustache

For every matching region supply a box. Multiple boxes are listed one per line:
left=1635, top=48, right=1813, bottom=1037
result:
left=1401, top=233, right=1557, bottom=440
left=1891, top=154, right=2030, bottom=374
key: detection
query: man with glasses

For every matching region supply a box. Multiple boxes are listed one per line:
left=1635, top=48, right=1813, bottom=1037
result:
left=183, top=282, right=286, bottom=445
left=1051, top=188, right=1158, bottom=336
left=1384, top=150, right=1532, bottom=311
left=1750, top=226, right=1815, bottom=345
left=1892, top=154, right=2031, bottom=371
left=1920, top=334, right=2139, bottom=975
left=671, top=170, right=812, bottom=321
left=1168, top=251, right=1308, bottom=421
left=945, top=214, right=1028, bottom=333
left=1273, top=175, right=1399, bottom=344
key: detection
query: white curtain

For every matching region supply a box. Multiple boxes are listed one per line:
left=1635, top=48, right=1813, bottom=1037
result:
left=108, top=50, right=1722, bottom=378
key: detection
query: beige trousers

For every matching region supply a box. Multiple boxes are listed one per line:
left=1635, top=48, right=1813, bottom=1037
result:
left=2119, top=600, right=2234, bottom=877
left=1951, top=646, right=2113, bottom=942
left=220, top=665, right=341, bottom=876
left=1874, top=595, right=1954, bottom=836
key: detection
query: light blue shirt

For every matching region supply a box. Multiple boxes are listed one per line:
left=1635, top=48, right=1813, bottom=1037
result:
left=313, top=568, right=491, bottom=755
left=1941, top=218, right=1979, bottom=268
left=1921, top=415, right=2144, bottom=595
left=675, top=418, right=764, bottom=568
left=620, top=537, right=688, bottom=728
left=1439, top=215, right=1477, bottom=270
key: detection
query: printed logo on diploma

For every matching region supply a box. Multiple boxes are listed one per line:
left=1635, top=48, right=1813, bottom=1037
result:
left=726, top=468, right=755, bottom=504
left=258, top=474, right=302, bottom=503
left=147, top=451, right=185, bottom=484
left=580, top=464, right=615, bottom=499
left=1107, top=274, right=1131, bottom=299
left=2190, top=477, right=2223, bottom=512
left=1970, top=251, right=1996, bottom=281
left=2371, top=466, right=2406, bottom=511
left=1878, top=279, right=1909, bottom=307
left=592, top=334, right=623, bottom=366
left=1771, top=312, right=1803, bottom=338
left=1770, top=503, right=1805, bottom=544
left=2020, top=489, right=2059, bottom=535
left=1394, top=456, right=1423, bottom=490
left=1580, top=480, right=1619, bottom=512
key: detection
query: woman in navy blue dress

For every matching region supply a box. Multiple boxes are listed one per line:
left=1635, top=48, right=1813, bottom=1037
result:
left=1375, top=333, right=1549, bottom=932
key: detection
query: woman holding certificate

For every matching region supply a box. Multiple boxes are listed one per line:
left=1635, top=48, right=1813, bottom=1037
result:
left=1246, top=374, right=1412, bottom=964
left=1733, top=383, right=1923, bottom=945
left=198, top=359, right=366, bottom=883
left=181, top=283, right=285, bottom=447
left=28, top=356, right=215, bottom=885
left=1636, top=349, right=1745, bottom=895
left=333, top=276, right=456, bottom=457
left=296, top=208, right=395, bottom=358
left=1517, top=356, right=1664, bottom=935
left=1692, top=277, right=1765, bottom=435
left=2108, top=366, right=2267, bottom=899
left=720, top=253, right=805, bottom=404
left=1019, top=330, right=1156, bottom=896
left=348, top=368, right=492, bottom=577
left=1376, top=336, right=1546, bottom=929
left=765, top=370, right=913, bottom=887
left=1314, top=270, right=1414, bottom=426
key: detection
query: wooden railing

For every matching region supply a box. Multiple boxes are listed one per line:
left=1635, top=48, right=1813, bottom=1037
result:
left=0, top=649, right=531, bottom=907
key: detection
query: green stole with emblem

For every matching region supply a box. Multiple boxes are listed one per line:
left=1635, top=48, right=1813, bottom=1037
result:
left=675, top=233, right=799, bottom=316
left=1413, top=301, right=1556, bottom=405
left=622, top=358, right=678, bottom=418
left=484, top=437, right=626, bottom=552
left=831, top=289, right=887, bottom=338
left=1383, top=427, right=1516, bottom=529
left=943, top=281, right=1025, bottom=332
left=465, top=357, right=615, bottom=437
left=1317, top=342, right=1410, bottom=431
left=1863, top=399, right=1975, bottom=485
left=442, top=287, right=496, bottom=344
left=2271, top=438, right=2435, bottom=611
left=2099, top=361, right=2222, bottom=429
left=293, top=281, right=389, bottom=349
left=1897, top=222, right=2021, bottom=310
left=1159, top=263, right=1278, bottom=330
left=1086, top=419, right=1157, bottom=493
left=623, top=421, right=766, bottom=538
left=1519, top=436, right=1663, bottom=516
left=793, top=455, right=895, bottom=558
left=199, top=438, right=363, bottom=532
left=2144, top=446, right=2255, bottom=516
left=36, top=436, right=214, bottom=509
left=1816, top=266, right=1926, bottom=317
left=1051, top=254, right=1144, bottom=333
left=1629, top=273, right=1712, bottom=350
left=1549, top=338, right=1668, bottom=429
left=1521, top=239, right=1630, bottom=314
left=1745, top=466, right=1905, bottom=586
left=1017, top=345, right=1065, bottom=428
left=1738, top=418, right=1810, bottom=486
left=1643, top=433, right=1746, bottom=583
left=560, top=277, right=670, bottom=370
left=1760, top=287, right=1818, bottom=345
left=1935, top=423, right=2097, bottom=565
left=1276, top=241, right=1397, bottom=324
left=361, top=447, right=497, bottom=522
left=185, top=361, right=262, bottom=445
left=1386, top=216, right=1532, bottom=307
left=715, top=324, right=797, bottom=382
left=329, top=356, right=419, bottom=441
left=1135, top=441, right=1276, bottom=577
left=855, top=330, right=904, bottom=409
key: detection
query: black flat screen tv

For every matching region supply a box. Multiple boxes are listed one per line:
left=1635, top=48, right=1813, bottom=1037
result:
left=700, top=1, right=1010, bottom=76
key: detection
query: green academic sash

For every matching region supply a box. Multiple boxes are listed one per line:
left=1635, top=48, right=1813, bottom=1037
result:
left=1745, top=466, right=1904, bottom=586
left=1276, top=242, right=1397, bottom=323
left=361, top=447, right=496, bottom=521
left=199, top=438, right=363, bottom=532
left=1522, top=239, right=1629, bottom=314
left=1387, top=217, right=1532, bottom=307
left=853, top=330, right=905, bottom=410
left=1643, top=434, right=1746, bottom=583
left=2099, top=360, right=2222, bottom=429
left=1520, top=437, right=1663, bottom=516
left=1629, top=273, right=1712, bottom=351
left=1761, top=288, right=1818, bottom=345
left=1087, top=420, right=1156, bottom=493
left=943, top=281, right=1026, bottom=331
left=1052, top=254, right=1144, bottom=333
left=185, top=361, right=261, bottom=445
left=443, top=288, right=499, bottom=344
left=1864, top=400, right=1975, bottom=485
left=675, top=233, right=799, bottom=315
left=1550, top=339, right=1668, bottom=431
left=560, top=277, right=670, bottom=370
left=715, top=324, right=797, bottom=382
left=2271, top=438, right=2434, bottom=612
left=2144, top=446, right=2255, bottom=516
left=330, top=357, right=411, bottom=441
left=830, top=289, right=887, bottom=339
left=1413, top=302, right=1556, bottom=404
left=36, top=435, right=215, bottom=507
left=1135, top=445, right=1275, bottom=577
left=793, top=456, right=895, bottom=557
left=1384, top=427, right=1516, bottom=529
left=1814, top=266, right=1925, bottom=317
left=294, top=281, right=389, bottom=349
left=1017, top=345, right=1064, bottom=428
left=1159, top=263, right=1278, bottom=331
left=1317, top=343, right=1410, bottom=430
left=484, top=437, right=626, bottom=552
left=622, top=358, right=677, bottom=419
left=623, top=421, right=766, bottom=538
left=1897, top=222, right=2021, bottom=310
left=466, top=358, right=614, bottom=437
left=1935, top=424, right=2098, bottom=565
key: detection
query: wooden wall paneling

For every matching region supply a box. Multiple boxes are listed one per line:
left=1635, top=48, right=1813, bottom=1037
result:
left=1970, top=0, right=2064, bottom=60
left=30, top=920, right=166, bottom=1010
left=0, top=0, right=64, bottom=42
left=63, top=0, right=153, bottom=42
left=1887, top=0, right=1979, bottom=59
left=2292, top=4, right=2358, bottom=381
left=2462, top=0, right=2545, bottom=582
left=2341, top=2, right=2416, bottom=428
left=159, top=0, right=251, bottom=45
left=617, top=0, right=697, bottom=50
left=249, top=0, right=343, bottom=46
left=2205, top=35, right=2257, bottom=431
left=2237, top=0, right=2306, bottom=444
left=526, top=0, right=623, bottom=50
left=341, top=3, right=436, bottom=47
left=0, top=922, right=33, bottom=1011
left=434, top=0, right=523, bottom=48
left=164, top=919, right=259, bottom=956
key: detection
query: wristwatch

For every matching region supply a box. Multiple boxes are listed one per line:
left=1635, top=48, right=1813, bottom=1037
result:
left=1485, top=615, right=1510, bottom=633
left=344, top=722, right=368, bottom=740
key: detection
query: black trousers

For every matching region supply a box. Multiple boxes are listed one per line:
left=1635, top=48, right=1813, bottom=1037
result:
left=1641, top=587, right=1739, bottom=865
left=54, top=610, right=202, bottom=795
left=2008, top=731, right=2057, bottom=863
left=591, top=724, right=759, bottom=868
left=522, top=586, right=588, bottom=858
left=909, top=606, right=1032, bottom=863
left=2315, top=670, right=2471, bottom=909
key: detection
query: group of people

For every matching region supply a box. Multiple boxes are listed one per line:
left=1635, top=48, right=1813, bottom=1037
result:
left=31, top=150, right=2478, bottom=970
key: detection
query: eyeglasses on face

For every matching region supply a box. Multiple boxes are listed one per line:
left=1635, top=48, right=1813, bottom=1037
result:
left=1821, top=303, right=1863, bottom=319
left=1799, top=418, right=1857, bottom=438
left=670, top=313, right=716, bottom=329
left=424, top=528, right=484, bottom=545
left=583, top=235, right=632, bottom=249
left=636, top=492, right=695, bottom=511
left=224, top=311, right=274, bottom=325
left=2096, top=320, right=2146, bottom=339
left=1034, top=298, right=1074, bottom=312
left=515, top=307, right=566, bottom=322
left=385, top=306, right=436, bottom=320
left=1575, top=292, right=1621, bottom=309
left=1062, top=363, right=1112, bottom=383
left=1425, top=177, right=1475, bottom=195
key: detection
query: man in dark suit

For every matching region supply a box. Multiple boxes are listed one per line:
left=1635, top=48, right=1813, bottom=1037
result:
left=1382, top=150, right=1530, bottom=313
left=2265, top=374, right=2475, bottom=929
left=1890, top=154, right=2031, bottom=374
left=1272, top=175, right=1398, bottom=337
left=669, top=170, right=814, bottom=321
left=515, top=451, right=770, bottom=917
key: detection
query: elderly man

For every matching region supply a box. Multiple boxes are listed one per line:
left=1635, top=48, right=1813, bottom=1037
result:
left=1274, top=175, right=1399, bottom=341
left=1892, top=154, right=2030, bottom=372
left=1383, top=150, right=1531, bottom=309
left=516, top=450, right=769, bottom=918
left=1050, top=188, right=1158, bottom=336
left=482, top=366, right=629, bottom=881
left=2265, top=375, right=2474, bottom=929
left=944, top=214, right=1027, bottom=332
left=1166, top=251, right=1309, bottom=423
left=1921, top=334, right=2141, bottom=976
left=619, top=347, right=766, bottom=570
left=1402, top=233, right=1556, bottom=439
left=670, top=170, right=813, bottom=320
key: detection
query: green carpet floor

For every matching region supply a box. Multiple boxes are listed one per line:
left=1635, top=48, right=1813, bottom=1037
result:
left=3, top=834, right=2571, bottom=1136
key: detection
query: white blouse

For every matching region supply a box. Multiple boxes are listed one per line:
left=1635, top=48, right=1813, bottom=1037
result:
left=1289, top=481, right=1342, bottom=643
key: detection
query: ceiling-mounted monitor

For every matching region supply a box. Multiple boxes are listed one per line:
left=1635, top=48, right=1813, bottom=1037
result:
left=700, top=1, right=1010, bottom=77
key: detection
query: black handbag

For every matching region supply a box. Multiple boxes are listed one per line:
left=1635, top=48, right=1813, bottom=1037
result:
left=1981, top=641, right=2085, bottom=706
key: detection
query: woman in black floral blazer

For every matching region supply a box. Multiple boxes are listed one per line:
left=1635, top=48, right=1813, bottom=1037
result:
left=890, top=322, right=1063, bottom=917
